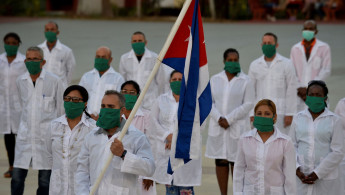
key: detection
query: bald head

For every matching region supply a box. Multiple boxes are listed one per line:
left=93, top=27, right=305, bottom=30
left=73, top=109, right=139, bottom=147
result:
left=96, top=46, right=112, bottom=59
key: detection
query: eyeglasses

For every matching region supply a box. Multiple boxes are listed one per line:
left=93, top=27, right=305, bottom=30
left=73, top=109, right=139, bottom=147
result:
left=121, top=90, right=137, bottom=95
left=63, top=96, right=83, bottom=102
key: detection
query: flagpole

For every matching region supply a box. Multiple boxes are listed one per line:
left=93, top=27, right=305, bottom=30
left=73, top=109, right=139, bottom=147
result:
left=89, top=0, right=193, bottom=194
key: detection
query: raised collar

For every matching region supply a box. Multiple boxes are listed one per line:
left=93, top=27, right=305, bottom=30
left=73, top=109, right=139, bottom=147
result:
left=127, top=47, right=152, bottom=59
left=301, top=107, right=335, bottom=120
left=40, top=39, right=63, bottom=51
left=301, top=38, right=316, bottom=47
left=244, top=127, right=286, bottom=144
left=258, top=53, right=284, bottom=65
left=91, top=66, right=116, bottom=76
left=0, top=52, right=25, bottom=64
left=56, top=113, right=91, bottom=128
left=220, top=70, right=246, bottom=81
left=20, top=68, right=47, bottom=81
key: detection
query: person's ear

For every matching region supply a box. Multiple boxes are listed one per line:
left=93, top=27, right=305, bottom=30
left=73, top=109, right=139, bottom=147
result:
left=315, top=29, right=318, bottom=36
left=56, top=30, right=60, bottom=36
left=145, top=40, right=147, bottom=46
left=273, top=114, right=277, bottom=124
left=108, top=57, right=113, bottom=65
left=275, top=43, right=279, bottom=49
left=40, top=60, right=46, bottom=68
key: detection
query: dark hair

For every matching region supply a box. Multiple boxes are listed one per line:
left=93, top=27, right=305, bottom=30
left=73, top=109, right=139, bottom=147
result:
left=121, top=80, right=141, bottom=94
left=4, top=32, right=21, bottom=44
left=63, top=85, right=91, bottom=118
left=170, top=70, right=182, bottom=79
left=263, top=32, right=278, bottom=44
left=133, top=31, right=146, bottom=40
left=307, top=80, right=328, bottom=97
left=223, top=48, right=239, bottom=61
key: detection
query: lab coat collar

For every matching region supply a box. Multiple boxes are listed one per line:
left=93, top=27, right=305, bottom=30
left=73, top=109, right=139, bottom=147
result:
left=220, top=70, right=247, bottom=81
left=95, top=118, right=129, bottom=135
left=20, top=68, right=47, bottom=81
left=40, top=39, right=63, bottom=51
left=244, top=127, right=286, bottom=144
left=55, top=113, right=91, bottom=128
left=127, top=47, right=152, bottom=59
left=302, top=107, right=335, bottom=120
left=296, top=38, right=326, bottom=61
left=258, top=53, right=284, bottom=66
left=91, top=66, right=116, bottom=76
left=0, top=52, right=25, bottom=63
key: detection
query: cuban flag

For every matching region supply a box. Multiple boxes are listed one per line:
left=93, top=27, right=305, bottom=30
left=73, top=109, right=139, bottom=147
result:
left=162, top=0, right=212, bottom=172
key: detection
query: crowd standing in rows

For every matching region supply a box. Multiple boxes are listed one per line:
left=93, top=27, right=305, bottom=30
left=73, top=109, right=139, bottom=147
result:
left=0, top=19, right=344, bottom=195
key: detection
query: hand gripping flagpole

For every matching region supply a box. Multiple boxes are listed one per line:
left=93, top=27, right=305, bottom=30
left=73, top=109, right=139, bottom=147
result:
left=89, top=0, right=193, bottom=194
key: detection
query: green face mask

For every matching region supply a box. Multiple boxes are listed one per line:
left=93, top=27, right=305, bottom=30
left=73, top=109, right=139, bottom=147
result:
left=131, top=42, right=145, bottom=56
left=94, top=58, right=109, bottom=72
left=302, top=30, right=315, bottom=42
left=25, top=61, right=42, bottom=75
left=224, top=61, right=241, bottom=75
left=96, top=108, right=121, bottom=130
left=4, top=44, right=19, bottom=57
left=124, top=94, right=138, bottom=110
left=262, top=44, right=276, bottom=58
left=253, top=116, right=274, bottom=132
left=170, top=81, right=182, bottom=95
left=64, top=101, right=85, bottom=119
left=45, top=31, right=57, bottom=43
left=305, top=96, right=326, bottom=113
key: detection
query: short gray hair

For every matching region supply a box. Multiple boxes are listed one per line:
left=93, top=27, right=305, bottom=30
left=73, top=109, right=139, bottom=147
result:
left=26, top=46, right=44, bottom=59
left=104, top=90, right=125, bottom=108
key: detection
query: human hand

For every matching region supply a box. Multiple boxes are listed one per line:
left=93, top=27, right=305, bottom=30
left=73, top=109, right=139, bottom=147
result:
left=304, top=172, right=319, bottom=184
left=110, top=138, right=124, bottom=157
left=143, top=179, right=154, bottom=191
left=297, top=87, right=307, bottom=101
left=218, top=117, right=230, bottom=129
left=284, top=116, right=293, bottom=127
left=165, top=134, right=173, bottom=150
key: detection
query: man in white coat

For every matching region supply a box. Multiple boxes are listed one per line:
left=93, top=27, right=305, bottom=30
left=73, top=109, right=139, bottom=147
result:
left=334, top=98, right=345, bottom=194
left=119, top=31, right=171, bottom=111
left=290, top=20, right=331, bottom=112
left=11, top=46, right=64, bottom=195
left=38, top=21, right=76, bottom=87
left=79, top=46, right=125, bottom=120
left=248, top=32, right=298, bottom=135
left=75, top=90, right=155, bottom=195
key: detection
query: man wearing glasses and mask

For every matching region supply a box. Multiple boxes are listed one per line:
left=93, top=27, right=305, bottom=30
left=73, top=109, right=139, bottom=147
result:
left=11, top=46, right=64, bottom=195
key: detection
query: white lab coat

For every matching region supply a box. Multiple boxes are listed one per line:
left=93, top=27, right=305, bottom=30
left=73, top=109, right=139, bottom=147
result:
left=233, top=128, right=296, bottom=195
left=289, top=108, right=344, bottom=195
left=14, top=69, right=64, bottom=170
left=334, top=98, right=345, bottom=195
left=125, top=109, right=157, bottom=195
left=205, top=71, right=254, bottom=162
left=38, top=40, right=76, bottom=86
left=79, top=67, right=125, bottom=115
left=119, top=48, right=171, bottom=111
left=147, top=91, right=202, bottom=186
left=75, top=119, right=155, bottom=195
left=0, top=52, right=26, bottom=134
left=290, top=39, right=331, bottom=111
left=48, top=113, right=96, bottom=195
left=248, top=53, right=298, bottom=134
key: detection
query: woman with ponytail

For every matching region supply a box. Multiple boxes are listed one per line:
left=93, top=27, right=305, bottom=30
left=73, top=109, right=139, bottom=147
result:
left=47, top=85, right=96, bottom=195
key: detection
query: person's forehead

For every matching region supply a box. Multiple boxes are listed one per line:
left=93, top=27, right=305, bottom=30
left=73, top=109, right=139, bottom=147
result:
left=26, top=50, right=41, bottom=57
left=96, top=48, right=109, bottom=56
left=262, top=35, right=275, bottom=41
left=102, top=94, right=119, bottom=104
left=123, top=84, right=136, bottom=90
left=226, top=52, right=239, bottom=58
left=45, top=23, right=57, bottom=29
left=304, top=22, right=316, bottom=29
left=132, top=34, right=145, bottom=40
left=309, top=85, right=323, bottom=92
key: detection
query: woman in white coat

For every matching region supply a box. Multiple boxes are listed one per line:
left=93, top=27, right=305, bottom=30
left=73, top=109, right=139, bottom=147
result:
left=289, top=80, right=344, bottom=195
left=0, top=32, right=26, bottom=178
left=233, top=99, right=296, bottom=195
left=48, top=85, right=96, bottom=195
left=120, top=80, right=157, bottom=195
left=148, top=70, right=202, bottom=195
left=205, top=48, right=254, bottom=195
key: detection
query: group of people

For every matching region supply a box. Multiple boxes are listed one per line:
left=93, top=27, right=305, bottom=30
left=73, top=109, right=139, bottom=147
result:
left=0, top=18, right=344, bottom=195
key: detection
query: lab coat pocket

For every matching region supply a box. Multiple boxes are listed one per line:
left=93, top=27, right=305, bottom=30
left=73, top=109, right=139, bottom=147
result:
left=270, top=186, right=284, bottom=195
left=49, top=169, right=61, bottom=194
left=243, top=184, right=255, bottom=194
left=43, top=96, right=54, bottom=113
left=208, top=119, right=221, bottom=137
left=229, top=123, right=241, bottom=139
left=111, top=156, right=122, bottom=170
